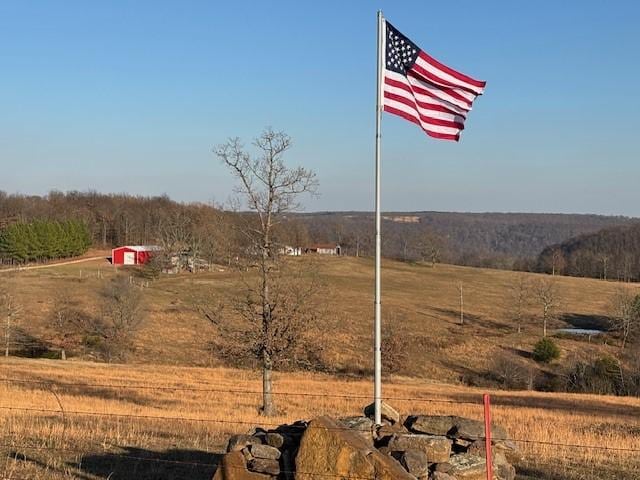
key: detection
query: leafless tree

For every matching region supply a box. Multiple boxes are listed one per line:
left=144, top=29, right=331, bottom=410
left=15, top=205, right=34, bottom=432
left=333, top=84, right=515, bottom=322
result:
left=419, top=231, right=445, bottom=267
left=50, top=292, right=75, bottom=360
left=506, top=274, right=531, bottom=334
left=381, top=311, right=410, bottom=374
left=159, top=210, right=194, bottom=272
left=551, top=248, right=566, bottom=276
left=599, top=253, right=610, bottom=281
left=73, top=277, right=146, bottom=362
left=609, top=286, right=640, bottom=350
left=192, top=260, right=330, bottom=372
left=1, top=289, right=22, bottom=357
left=534, top=277, right=559, bottom=337
left=457, top=281, right=464, bottom=326
left=214, top=128, right=318, bottom=415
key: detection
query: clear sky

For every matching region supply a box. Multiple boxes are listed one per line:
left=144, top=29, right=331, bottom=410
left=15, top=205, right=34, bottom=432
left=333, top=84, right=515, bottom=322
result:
left=1, top=1, right=639, bottom=216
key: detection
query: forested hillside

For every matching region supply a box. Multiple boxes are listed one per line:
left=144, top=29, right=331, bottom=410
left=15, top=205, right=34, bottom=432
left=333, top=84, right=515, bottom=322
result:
left=537, top=223, right=640, bottom=281
left=1, top=191, right=636, bottom=269
left=299, top=211, right=636, bottom=269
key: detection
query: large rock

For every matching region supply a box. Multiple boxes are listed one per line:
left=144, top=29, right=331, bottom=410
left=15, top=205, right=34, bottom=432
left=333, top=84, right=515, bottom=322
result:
left=265, top=432, right=285, bottom=449
left=405, top=415, right=456, bottom=436
left=213, top=451, right=272, bottom=480
left=364, top=402, right=401, bottom=424
left=227, top=434, right=262, bottom=453
left=447, top=453, right=487, bottom=480
left=431, top=473, right=458, bottom=480
left=249, top=444, right=281, bottom=460
left=295, top=416, right=414, bottom=480
left=388, top=433, right=451, bottom=463
left=248, top=458, right=280, bottom=476
left=399, top=449, right=429, bottom=477
left=338, top=416, right=375, bottom=444
left=375, top=421, right=407, bottom=446
left=451, top=418, right=508, bottom=442
left=494, top=452, right=516, bottom=480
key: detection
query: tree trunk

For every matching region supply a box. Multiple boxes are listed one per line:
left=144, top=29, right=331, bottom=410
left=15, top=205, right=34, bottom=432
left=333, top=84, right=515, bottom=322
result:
left=5, top=314, right=9, bottom=357
left=262, top=350, right=275, bottom=416
left=260, top=230, right=276, bottom=416
left=102, top=219, right=107, bottom=247
left=459, top=284, right=464, bottom=326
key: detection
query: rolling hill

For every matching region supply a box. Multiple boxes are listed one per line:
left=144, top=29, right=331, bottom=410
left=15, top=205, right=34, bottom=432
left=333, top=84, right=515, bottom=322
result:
left=3, top=255, right=638, bottom=386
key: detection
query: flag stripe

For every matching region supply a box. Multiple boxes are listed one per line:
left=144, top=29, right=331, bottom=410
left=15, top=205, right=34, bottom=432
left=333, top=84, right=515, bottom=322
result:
left=384, top=105, right=460, bottom=141
left=406, top=70, right=473, bottom=111
left=384, top=92, right=464, bottom=129
left=384, top=73, right=469, bottom=117
left=412, top=57, right=481, bottom=99
left=384, top=97, right=463, bottom=136
left=417, top=51, right=486, bottom=92
left=384, top=85, right=464, bottom=123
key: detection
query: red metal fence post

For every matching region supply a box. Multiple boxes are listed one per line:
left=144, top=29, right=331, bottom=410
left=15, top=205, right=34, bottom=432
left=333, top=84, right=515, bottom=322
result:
left=483, top=393, right=493, bottom=480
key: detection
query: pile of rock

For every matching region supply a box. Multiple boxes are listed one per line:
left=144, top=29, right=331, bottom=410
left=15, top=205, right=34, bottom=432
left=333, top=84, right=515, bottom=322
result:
left=367, top=403, right=518, bottom=480
left=213, top=403, right=518, bottom=480
left=215, top=421, right=307, bottom=479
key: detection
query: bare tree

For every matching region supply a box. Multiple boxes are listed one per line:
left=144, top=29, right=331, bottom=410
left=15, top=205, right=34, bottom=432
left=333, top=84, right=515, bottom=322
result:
left=506, top=274, right=531, bottom=334
left=534, top=277, right=559, bottom=337
left=214, top=128, right=318, bottom=415
left=551, top=248, right=566, bottom=276
left=457, top=281, right=464, bottom=326
left=599, top=253, right=610, bottom=281
left=50, top=293, right=73, bottom=360
left=609, top=286, right=640, bottom=350
left=71, top=277, right=146, bottom=362
left=1, top=290, right=22, bottom=357
left=419, top=231, right=445, bottom=267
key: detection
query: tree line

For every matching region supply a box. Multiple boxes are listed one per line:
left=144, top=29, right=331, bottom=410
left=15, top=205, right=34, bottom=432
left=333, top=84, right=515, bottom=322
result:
left=536, top=223, right=640, bottom=282
left=0, top=219, right=91, bottom=264
left=2, top=190, right=635, bottom=273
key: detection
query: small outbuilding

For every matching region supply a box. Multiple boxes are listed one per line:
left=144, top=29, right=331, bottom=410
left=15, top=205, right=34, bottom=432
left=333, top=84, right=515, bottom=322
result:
left=305, top=244, right=341, bottom=255
left=111, top=245, right=161, bottom=266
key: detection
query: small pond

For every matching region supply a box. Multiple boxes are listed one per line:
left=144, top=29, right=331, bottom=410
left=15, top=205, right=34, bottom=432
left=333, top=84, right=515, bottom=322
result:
left=556, top=328, right=605, bottom=336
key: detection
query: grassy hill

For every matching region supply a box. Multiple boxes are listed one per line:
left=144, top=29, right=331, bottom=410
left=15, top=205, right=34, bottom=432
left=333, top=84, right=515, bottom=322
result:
left=2, top=255, right=638, bottom=385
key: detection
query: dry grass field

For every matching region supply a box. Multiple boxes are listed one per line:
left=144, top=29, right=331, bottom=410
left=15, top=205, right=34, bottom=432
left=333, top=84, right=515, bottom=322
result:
left=1, top=358, right=639, bottom=479
left=2, top=255, right=638, bottom=379
left=1, top=256, right=639, bottom=479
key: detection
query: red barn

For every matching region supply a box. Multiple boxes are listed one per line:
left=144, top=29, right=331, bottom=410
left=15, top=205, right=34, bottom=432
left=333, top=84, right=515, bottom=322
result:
left=111, top=245, right=161, bottom=266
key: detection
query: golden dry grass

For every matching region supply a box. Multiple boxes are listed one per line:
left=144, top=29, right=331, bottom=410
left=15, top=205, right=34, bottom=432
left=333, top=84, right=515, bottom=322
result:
left=2, top=255, right=638, bottom=379
left=1, top=257, right=640, bottom=478
left=1, top=358, right=639, bottom=479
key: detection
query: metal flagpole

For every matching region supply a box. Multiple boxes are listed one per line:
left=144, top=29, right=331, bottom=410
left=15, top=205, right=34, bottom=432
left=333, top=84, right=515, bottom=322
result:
left=373, top=9, right=384, bottom=426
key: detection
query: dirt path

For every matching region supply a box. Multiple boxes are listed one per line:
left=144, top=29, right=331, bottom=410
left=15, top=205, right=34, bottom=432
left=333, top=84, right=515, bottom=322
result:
left=0, top=256, right=108, bottom=275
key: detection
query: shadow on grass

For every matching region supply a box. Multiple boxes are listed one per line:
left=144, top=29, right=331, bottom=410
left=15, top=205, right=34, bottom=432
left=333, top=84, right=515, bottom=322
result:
left=11, top=372, right=181, bottom=408
left=431, top=307, right=512, bottom=334
left=9, top=327, right=54, bottom=358
left=491, top=393, right=640, bottom=419
left=7, top=447, right=221, bottom=480
left=73, top=447, right=221, bottom=480
left=559, top=313, right=612, bottom=330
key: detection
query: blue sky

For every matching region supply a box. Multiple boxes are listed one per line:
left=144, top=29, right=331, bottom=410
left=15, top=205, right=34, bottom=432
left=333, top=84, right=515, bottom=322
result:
left=1, top=1, right=639, bottom=215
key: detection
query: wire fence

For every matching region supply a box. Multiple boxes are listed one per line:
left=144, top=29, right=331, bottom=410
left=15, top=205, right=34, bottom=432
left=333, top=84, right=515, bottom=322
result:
left=1, top=376, right=639, bottom=479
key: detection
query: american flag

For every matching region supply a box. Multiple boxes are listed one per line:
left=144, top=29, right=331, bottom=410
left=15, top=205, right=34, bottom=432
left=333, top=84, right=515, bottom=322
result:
left=383, top=21, right=486, bottom=141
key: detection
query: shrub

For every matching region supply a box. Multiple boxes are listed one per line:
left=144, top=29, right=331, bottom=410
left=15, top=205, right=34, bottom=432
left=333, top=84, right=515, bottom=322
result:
left=566, top=355, right=624, bottom=395
left=489, top=353, right=533, bottom=390
left=533, top=338, right=561, bottom=363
